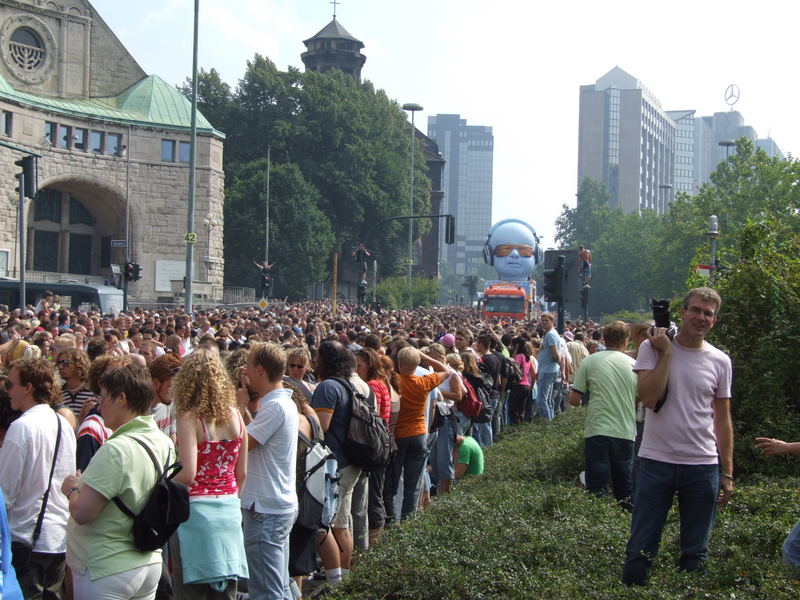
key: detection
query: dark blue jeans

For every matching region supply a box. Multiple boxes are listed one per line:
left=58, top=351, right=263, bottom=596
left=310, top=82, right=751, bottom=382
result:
left=391, top=434, right=428, bottom=521
left=622, top=458, right=719, bottom=585
left=584, top=435, right=634, bottom=501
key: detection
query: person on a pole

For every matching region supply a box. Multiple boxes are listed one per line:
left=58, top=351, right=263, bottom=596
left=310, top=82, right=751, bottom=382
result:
left=578, top=246, right=592, bottom=286
left=352, top=243, right=371, bottom=279
left=253, top=259, right=273, bottom=298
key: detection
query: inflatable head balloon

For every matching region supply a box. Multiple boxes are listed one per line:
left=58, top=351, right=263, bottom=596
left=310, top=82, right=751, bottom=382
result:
left=482, top=219, right=542, bottom=281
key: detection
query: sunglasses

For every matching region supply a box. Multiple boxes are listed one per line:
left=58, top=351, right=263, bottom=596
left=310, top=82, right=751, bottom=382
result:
left=288, top=363, right=306, bottom=369
left=494, top=244, right=534, bottom=258
left=56, top=359, right=70, bottom=367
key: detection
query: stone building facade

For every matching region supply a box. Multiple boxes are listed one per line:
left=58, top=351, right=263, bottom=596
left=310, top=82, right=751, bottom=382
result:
left=0, top=0, right=225, bottom=305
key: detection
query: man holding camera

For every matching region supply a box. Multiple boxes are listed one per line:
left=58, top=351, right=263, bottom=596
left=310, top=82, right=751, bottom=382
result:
left=622, top=287, right=733, bottom=586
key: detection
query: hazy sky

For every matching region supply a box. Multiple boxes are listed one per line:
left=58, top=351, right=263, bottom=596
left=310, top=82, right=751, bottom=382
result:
left=93, top=0, right=800, bottom=247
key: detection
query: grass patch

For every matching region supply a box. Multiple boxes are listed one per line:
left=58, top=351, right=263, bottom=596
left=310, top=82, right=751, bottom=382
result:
left=331, top=409, right=800, bottom=599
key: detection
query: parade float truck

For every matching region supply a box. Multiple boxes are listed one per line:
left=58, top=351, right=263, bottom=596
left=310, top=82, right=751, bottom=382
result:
left=481, top=280, right=536, bottom=321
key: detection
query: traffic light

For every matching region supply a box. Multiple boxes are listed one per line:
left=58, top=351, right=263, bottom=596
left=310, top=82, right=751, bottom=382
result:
left=132, top=263, right=141, bottom=282
left=124, top=262, right=134, bottom=282
left=543, top=265, right=563, bottom=301
left=14, top=156, right=37, bottom=199
left=445, top=215, right=455, bottom=245
left=357, top=280, right=367, bottom=304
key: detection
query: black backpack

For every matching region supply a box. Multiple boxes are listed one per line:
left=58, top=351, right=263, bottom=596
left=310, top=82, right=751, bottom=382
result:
left=113, top=436, right=190, bottom=552
left=502, top=356, right=523, bottom=389
left=331, top=377, right=391, bottom=472
left=464, top=371, right=494, bottom=424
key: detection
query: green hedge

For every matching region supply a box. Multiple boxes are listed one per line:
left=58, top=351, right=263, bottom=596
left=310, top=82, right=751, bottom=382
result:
left=331, top=410, right=800, bottom=599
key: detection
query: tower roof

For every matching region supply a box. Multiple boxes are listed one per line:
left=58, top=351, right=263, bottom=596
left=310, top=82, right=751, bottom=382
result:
left=304, top=19, right=363, bottom=47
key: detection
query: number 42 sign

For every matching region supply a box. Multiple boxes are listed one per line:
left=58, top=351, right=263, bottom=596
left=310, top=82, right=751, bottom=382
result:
left=183, top=232, right=198, bottom=244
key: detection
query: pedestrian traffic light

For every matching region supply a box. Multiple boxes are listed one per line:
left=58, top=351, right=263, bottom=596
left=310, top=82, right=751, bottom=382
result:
left=445, top=215, right=455, bottom=245
left=14, top=156, right=37, bottom=199
left=124, top=262, right=134, bottom=282
left=132, top=263, right=141, bottom=282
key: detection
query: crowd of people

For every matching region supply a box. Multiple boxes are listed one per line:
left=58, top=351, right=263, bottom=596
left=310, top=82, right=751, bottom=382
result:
left=0, top=287, right=791, bottom=598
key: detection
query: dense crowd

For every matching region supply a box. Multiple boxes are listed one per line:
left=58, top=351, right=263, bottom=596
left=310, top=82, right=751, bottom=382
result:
left=0, top=287, right=788, bottom=599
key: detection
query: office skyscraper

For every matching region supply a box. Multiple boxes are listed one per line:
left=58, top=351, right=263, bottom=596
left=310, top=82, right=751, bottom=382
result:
left=578, top=67, right=784, bottom=213
left=427, top=114, right=494, bottom=277
left=578, top=66, right=675, bottom=214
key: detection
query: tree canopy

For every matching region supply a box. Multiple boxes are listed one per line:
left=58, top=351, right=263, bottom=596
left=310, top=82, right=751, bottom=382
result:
left=555, top=138, right=800, bottom=314
left=182, top=57, right=431, bottom=298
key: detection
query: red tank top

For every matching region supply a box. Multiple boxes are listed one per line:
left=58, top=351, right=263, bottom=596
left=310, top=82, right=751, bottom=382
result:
left=189, top=415, right=243, bottom=497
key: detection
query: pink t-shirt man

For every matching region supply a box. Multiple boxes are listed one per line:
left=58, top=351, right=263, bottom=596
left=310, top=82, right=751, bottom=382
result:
left=634, top=337, right=732, bottom=465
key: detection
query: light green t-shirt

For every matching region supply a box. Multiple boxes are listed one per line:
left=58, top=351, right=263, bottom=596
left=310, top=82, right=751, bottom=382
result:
left=66, top=415, right=174, bottom=580
left=457, top=436, right=485, bottom=476
left=573, top=350, right=637, bottom=441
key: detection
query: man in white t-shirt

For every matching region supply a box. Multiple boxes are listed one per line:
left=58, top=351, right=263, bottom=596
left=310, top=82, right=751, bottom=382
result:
left=238, top=342, right=299, bottom=600
left=0, top=359, right=77, bottom=597
left=622, top=287, right=733, bottom=586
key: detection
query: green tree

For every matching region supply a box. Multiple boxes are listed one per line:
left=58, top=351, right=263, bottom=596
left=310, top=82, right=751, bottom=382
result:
left=710, top=218, right=800, bottom=476
left=292, top=70, right=430, bottom=275
left=375, top=276, right=438, bottom=310
left=555, top=177, right=613, bottom=249
left=224, top=160, right=335, bottom=299
left=177, top=67, right=234, bottom=141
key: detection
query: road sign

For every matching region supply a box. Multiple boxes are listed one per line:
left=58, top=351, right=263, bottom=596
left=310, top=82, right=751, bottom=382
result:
left=694, top=264, right=712, bottom=277
left=258, top=297, right=269, bottom=311
left=110, top=239, right=127, bottom=247
left=183, top=232, right=198, bottom=244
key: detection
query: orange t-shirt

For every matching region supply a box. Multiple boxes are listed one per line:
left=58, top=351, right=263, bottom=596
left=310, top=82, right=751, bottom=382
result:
left=395, top=372, right=442, bottom=439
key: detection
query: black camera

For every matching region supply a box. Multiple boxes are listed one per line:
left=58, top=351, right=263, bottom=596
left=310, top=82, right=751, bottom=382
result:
left=650, top=299, right=677, bottom=339
left=649, top=299, right=677, bottom=413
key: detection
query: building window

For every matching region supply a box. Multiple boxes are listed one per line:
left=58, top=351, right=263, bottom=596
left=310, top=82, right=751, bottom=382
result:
left=57, top=124, right=71, bottom=149
left=90, top=130, right=104, bottom=154
left=179, top=141, right=191, bottom=163
left=9, top=27, right=44, bottom=72
left=35, top=188, right=61, bottom=223
left=0, top=249, right=8, bottom=277
left=74, top=128, right=87, bottom=151
left=161, top=139, right=175, bottom=162
left=69, top=196, right=93, bottom=226
left=44, top=121, right=57, bottom=145
left=1, top=111, right=11, bottom=136
left=108, top=133, right=123, bottom=156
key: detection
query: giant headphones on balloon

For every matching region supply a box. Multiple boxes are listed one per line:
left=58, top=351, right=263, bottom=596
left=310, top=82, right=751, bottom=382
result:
left=482, top=219, right=541, bottom=266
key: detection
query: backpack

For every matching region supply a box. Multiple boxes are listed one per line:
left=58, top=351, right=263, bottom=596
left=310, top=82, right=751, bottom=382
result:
left=113, top=437, right=190, bottom=552
left=296, top=415, right=340, bottom=531
left=502, top=356, right=523, bottom=389
left=331, top=377, right=391, bottom=472
left=463, top=372, right=494, bottom=424
left=458, top=373, right=484, bottom=419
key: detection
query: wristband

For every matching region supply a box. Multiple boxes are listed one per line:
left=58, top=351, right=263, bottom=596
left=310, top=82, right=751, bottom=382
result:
left=66, top=487, right=80, bottom=499
left=720, top=473, right=734, bottom=481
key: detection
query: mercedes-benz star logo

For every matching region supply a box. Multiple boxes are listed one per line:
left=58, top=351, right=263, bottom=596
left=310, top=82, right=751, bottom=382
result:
left=724, top=84, right=740, bottom=107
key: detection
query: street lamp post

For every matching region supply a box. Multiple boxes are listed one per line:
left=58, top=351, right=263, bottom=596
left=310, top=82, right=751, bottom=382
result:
left=719, top=140, right=735, bottom=160
left=707, top=214, right=719, bottom=281
left=402, top=103, right=423, bottom=286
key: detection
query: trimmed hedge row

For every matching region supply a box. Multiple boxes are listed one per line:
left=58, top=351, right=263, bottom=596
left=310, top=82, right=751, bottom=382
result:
left=331, top=410, right=800, bottom=599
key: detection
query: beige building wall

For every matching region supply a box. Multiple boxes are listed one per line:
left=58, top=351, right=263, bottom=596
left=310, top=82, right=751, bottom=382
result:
left=0, top=0, right=225, bottom=305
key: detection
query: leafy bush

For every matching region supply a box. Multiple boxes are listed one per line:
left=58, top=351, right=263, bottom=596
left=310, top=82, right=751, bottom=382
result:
left=374, top=276, right=438, bottom=310
left=331, top=410, right=800, bottom=599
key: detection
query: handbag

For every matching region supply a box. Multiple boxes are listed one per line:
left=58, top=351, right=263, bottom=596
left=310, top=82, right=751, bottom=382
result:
left=11, top=410, right=62, bottom=573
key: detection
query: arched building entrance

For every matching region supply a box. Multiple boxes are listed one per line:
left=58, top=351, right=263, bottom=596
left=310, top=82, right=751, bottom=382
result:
left=27, top=177, right=127, bottom=279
